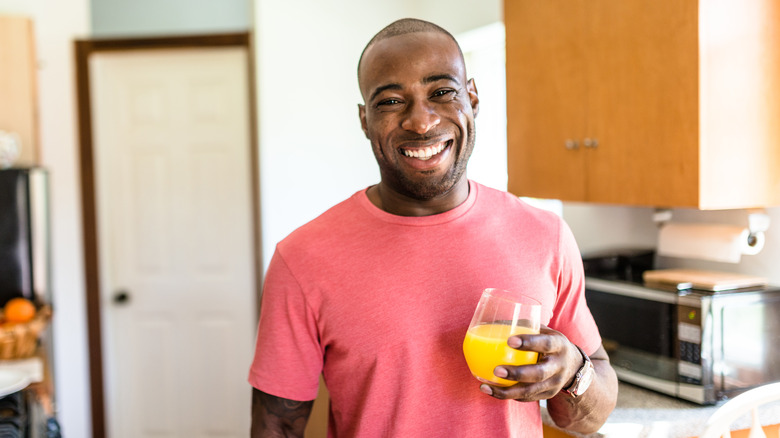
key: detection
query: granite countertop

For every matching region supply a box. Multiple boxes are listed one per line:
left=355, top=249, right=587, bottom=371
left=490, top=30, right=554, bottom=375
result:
left=542, top=382, right=780, bottom=438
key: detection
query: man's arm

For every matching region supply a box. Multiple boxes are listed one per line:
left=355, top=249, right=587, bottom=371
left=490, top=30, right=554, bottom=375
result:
left=479, top=327, right=618, bottom=435
left=544, top=345, right=618, bottom=434
left=251, top=388, right=314, bottom=438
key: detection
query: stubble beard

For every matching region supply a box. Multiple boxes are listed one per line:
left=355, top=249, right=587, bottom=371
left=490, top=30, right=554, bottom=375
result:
left=381, top=123, right=476, bottom=201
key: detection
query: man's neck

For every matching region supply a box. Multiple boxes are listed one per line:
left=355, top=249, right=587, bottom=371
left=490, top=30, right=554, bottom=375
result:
left=367, top=179, right=470, bottom=217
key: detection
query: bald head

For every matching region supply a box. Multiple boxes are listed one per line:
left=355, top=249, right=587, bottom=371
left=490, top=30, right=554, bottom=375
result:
left=357, top=18, right=464, bottom=87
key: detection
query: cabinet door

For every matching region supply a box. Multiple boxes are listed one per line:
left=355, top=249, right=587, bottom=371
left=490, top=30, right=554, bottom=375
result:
left=0, top=16, right=38, bottom=166
left=506, top=0, right=588, bottom=201
left=584, top=0, right=699, bottom=207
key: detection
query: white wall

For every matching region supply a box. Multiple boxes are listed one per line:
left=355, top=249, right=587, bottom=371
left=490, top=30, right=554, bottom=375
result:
left=562, top=203, right=659, bottom=253
left=413, top=0, right=502, bottom=35
left=0, top=1, right=92, bottom=437
left=459, top=22, right=509, bottom=192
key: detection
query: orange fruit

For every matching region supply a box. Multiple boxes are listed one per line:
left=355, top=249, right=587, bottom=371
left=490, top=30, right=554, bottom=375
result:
left=4, top=298, right=36, bottom=323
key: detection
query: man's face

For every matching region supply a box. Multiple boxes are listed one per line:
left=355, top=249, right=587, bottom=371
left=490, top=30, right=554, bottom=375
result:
left=358, top=32, right=479, bottom=201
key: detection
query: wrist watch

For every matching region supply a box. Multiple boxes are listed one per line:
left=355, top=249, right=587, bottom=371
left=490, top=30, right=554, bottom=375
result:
left=561, top=345, right=595, bottom=398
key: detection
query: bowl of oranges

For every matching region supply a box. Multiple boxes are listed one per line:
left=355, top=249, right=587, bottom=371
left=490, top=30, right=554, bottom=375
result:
left=0, top=298, right=52, bottom=360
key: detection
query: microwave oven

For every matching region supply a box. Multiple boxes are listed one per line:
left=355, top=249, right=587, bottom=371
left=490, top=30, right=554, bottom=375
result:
left=583, top=250, right=780, bottom=405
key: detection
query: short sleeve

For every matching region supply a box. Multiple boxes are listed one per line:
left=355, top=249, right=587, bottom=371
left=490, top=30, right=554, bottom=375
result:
left=548, top=219, right=603, bottom=357
left=248, top=249, right=322, bottom=401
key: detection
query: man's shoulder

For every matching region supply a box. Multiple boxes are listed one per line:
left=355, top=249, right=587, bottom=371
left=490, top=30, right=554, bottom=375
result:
left=278, top=189, right=366, bottom=248
left=474, top=182, right=563, bottom=226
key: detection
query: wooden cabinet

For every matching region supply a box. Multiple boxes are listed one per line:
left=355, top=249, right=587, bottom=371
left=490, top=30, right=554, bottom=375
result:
left=505, top=0, right=780, bottom=209
left=0, top=15, right=38, bottom=166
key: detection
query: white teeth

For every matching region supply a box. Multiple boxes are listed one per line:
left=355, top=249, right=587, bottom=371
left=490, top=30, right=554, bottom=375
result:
left=402, top=142, right=446, bottom=160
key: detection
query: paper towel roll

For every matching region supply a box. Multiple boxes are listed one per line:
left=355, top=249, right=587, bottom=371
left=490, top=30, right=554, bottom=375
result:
left=657, top=222, right=765, bottom=263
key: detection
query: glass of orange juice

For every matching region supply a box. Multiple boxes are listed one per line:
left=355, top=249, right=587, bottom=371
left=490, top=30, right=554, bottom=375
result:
left=463, top=288, right=542, bottom=387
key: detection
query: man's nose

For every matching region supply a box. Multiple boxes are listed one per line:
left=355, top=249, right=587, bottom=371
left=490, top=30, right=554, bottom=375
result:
left=400, top=100, right=440, bottom=134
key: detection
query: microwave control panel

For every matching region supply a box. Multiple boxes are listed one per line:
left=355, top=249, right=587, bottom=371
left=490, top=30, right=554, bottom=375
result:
left=677, top=304, right=703, bottom=383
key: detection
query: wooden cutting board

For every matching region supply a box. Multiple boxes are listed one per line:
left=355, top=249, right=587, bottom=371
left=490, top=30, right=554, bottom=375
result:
left=642, top=269, right=767, bottom=291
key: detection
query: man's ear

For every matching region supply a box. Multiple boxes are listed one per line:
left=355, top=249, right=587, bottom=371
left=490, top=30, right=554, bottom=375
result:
left=358, top=104, right=369, bottom=139
left=467, top=78, right=480, bottom=118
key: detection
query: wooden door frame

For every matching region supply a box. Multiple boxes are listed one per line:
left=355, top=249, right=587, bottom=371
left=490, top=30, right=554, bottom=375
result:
left=74, top=32, right=261, bottom=438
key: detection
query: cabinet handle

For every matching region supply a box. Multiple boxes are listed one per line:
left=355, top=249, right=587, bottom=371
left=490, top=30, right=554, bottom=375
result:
left=565, top=139, right=579, bottom=150
left=584, top=138, right=599, bottom=148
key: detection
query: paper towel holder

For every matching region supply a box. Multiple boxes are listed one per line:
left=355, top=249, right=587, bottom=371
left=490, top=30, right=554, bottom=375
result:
left=653, top=208, right=770, bottom=249
left=747, top=209, right=770, bottom=247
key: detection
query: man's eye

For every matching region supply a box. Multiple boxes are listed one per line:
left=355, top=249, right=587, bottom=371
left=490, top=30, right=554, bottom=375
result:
left=377, top=98, right=401, bottom=107
left=432, top=89, right=455, bottom=99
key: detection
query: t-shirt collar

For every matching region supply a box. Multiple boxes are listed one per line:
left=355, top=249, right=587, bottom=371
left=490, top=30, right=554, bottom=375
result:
left=357, top=180, right=478, bottom=226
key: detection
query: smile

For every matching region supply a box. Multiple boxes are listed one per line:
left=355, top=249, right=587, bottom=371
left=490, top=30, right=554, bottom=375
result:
left=400, top=141, right=450, bottom=161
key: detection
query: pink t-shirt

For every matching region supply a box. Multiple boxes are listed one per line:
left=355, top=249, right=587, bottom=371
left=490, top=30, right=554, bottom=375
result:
left=249, top=181, right=601, bottom=437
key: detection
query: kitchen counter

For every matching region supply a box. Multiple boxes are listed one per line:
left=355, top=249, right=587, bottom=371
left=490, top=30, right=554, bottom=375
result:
left=542, top=382, right=780, bottom=438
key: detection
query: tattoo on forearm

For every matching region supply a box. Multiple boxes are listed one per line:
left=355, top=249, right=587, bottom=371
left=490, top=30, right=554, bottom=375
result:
left=252, top=389, right=313, bottom=437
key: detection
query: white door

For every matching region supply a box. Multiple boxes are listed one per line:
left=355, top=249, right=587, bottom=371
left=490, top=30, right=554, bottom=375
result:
left=90, top=47, right=255, bottom=438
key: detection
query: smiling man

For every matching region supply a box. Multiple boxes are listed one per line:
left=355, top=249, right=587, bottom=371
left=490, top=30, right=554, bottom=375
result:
left=358, top=25, right=477, bottom=215
left=249, top=18, right=617, bottom=437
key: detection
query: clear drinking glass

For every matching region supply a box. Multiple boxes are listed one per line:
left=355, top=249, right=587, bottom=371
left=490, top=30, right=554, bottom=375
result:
left=462, top=288, right=542, bottom=386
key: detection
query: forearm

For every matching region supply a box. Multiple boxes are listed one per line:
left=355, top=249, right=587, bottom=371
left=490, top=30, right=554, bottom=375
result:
left=251, top=388, right=313, bottom=438
left=546, top=359, right=618, bottom=435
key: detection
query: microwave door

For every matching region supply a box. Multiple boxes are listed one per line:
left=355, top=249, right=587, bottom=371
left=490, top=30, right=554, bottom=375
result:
left=585, top=279, right=679, bottom=392
left=713, top=292, right=780, bottom=398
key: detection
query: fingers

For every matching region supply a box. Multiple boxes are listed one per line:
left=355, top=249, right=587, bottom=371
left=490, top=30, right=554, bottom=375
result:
left=507, top=325, right=564, bottom=355
left=479, top=327, right=579, bottom=401
left=481, top=364, right=568, bottom=401
left=495, top=354, right=551, bottom=383
left=482, top=383, right=560, bottom=401
left=480, top=371, right=561, bottom=401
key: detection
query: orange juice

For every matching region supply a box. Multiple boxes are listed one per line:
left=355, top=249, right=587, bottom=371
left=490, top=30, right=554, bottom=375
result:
left=462, top=323, right=539, bottom=386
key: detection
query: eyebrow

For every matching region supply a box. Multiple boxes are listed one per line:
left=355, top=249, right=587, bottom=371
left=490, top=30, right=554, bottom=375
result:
left=368, top=74, right=462, bottom=103
left=423, top=74, right=461, bottom=86
left=369, top=83, right=402, bottom=103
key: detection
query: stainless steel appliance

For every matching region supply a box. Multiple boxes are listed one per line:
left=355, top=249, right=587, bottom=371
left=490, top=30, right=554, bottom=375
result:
left=583, top=250, right=780, bottom=405
left=0, top=167, right=49, bottom=306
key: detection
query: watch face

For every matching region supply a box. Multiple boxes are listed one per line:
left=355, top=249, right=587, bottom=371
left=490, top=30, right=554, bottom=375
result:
left=575, top=363, right=595, bottom=396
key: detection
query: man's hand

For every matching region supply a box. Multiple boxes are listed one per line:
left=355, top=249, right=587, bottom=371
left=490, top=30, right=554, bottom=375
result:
left=477, top=325, right=618, bottom=434
left=477, top=325, right=582, bottom=401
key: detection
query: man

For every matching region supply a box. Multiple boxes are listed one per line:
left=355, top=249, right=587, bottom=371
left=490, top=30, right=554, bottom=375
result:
left=249, top=18, right=618, bottom=437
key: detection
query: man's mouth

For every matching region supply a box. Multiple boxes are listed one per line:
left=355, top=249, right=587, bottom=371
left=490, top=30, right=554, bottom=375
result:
left=400, top=141, right=450, bottom=161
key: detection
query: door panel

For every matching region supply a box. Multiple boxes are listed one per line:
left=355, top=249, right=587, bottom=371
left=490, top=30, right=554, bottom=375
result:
left=91, top=47, right=254, bottom=438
